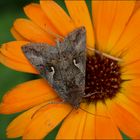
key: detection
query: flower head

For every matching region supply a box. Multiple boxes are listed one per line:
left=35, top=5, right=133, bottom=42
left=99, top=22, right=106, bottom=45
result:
left=0, top=0, right=140, bottom=139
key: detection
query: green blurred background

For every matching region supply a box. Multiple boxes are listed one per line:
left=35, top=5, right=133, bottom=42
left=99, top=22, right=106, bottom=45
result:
left=0, top=0, right=130, bottom=139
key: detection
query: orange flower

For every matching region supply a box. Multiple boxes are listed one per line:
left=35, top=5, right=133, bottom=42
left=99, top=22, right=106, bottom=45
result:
left=0, top=0, right=140, bottom=139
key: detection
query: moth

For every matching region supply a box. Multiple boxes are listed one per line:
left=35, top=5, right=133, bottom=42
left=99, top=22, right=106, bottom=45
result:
left=22, top=27, right=86, bottom=108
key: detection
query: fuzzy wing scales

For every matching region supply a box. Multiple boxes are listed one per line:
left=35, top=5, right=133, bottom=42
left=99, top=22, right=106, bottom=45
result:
left=55, top=27, right=86, bottom=107
left=22, top=43, right=59, bottom=84
left=21, top=27, right=86, bottom=108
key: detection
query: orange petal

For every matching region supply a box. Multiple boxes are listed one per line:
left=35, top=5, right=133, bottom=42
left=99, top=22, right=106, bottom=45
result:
left=13, top=18, right=55, bottom=45
left=7, top=102, right=51, bottom=138
left=40, top=0, right=75, bottom=36
left=65, top=0, right=95, bottom=48
left=121, top=73, right=140, bottom=80
left=95, top=102, right=122, bottom=139
left=24, top=3, right=60, bottom=38
left=82, top=103, right=96, bottom=139
left=110, top=9, right=140, bottom=56
left=133, top=1, right=140, bottom=14
left=0, top=41, right=37, bottom=73
left=92, top=1, right=135, bottom=52
left=123, top=78, right=140, bottom=87
left=23, top=103, right=72, bottom=139
left=1, top=41, right=30, bottom=63
left=106, top=99, right=140, bottom=139
left=0, top=79, right=58, bottom=114
left=121, top=36, right=140, bottom=65
left=56, top=109, right=86, bottom=139
left=10, top=27, right=27, bottom=41
left=121, top=60, right=140, bottom=75
left=75, top=112, right=87, bottom=139
left=0, top=53, right=37, bottom=74
left=114, top=93, right=140, bottom=122
left=122, top=82, right=140, bottom=103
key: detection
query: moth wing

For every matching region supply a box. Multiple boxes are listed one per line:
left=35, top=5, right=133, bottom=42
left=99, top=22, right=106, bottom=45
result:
left=66, top=26, right=86, bottom=50
left=22, top=27, right=86, bottom=108
left=57, top=27, right=86, bottom=107
left=64, top=26, right=86, bottom=86
left=63, top=26, right=86, bottom=73
left=22, top=43, right=59, bottom=84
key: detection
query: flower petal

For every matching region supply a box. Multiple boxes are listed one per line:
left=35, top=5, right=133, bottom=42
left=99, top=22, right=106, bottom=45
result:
left=24, top=3, right=60, bottom=38
left=7, top=102, right=50, bottom=138
left=133, top=1, right=140, bottom=14
left=92, top=1, right=135, bottom=52
left=10, top=27, right=27, bottom=41
left=65, top=0, right=95, bottom=48
left=75, top=112, right=87, bottom=139
left=0, top=79, right=58, bottom=114
left=40, top=0, right=75, bottom=36
left=0, top=41, right=37, bottom=73
left=121, top=37, right=140, bottom=65
left=106, top=99, right=140, bottom=139
left=82, top=103, right=96, bottom=139
left=121, top=60, right=140, bottom=75
left=121, top=80, right=140, bottom=103
left=56, top=109, right=86, bottom=139
left=114, top=93, right=140, bottom=122
left=13, top=18, right=55, bottom=45
left=95, top=102, right=122, bottom=139
left=23, top=103, right=72, bottom=139
left=110, top=9, right=140, bottom=56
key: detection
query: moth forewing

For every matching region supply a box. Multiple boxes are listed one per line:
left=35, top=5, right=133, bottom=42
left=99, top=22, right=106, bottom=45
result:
left=22, top=27, right=86, bottom=108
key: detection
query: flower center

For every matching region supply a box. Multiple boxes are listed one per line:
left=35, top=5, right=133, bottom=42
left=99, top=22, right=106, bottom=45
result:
left=84, top=51, right=122, bottom=102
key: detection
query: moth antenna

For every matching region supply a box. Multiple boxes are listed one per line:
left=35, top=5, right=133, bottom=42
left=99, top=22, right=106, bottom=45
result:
left=31, top=99, right=109, bottom=119
left=44, top=26, right=64, bottom=40
left=31, top=99, right=63, bottom=119
left=87, top=47, right=122, bottom=62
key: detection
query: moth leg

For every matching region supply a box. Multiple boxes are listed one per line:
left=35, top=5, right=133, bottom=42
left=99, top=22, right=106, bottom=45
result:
left=83, top=92, right=101, bottom=98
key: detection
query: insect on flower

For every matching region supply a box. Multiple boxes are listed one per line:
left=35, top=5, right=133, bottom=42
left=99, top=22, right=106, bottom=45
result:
left=22, top=27, right=86, bottom=108
left=0, top=0, right=140, bottom=139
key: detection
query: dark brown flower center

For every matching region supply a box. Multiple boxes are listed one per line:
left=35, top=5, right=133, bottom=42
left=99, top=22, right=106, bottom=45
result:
left=84, top=51, right=122, bottom=103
